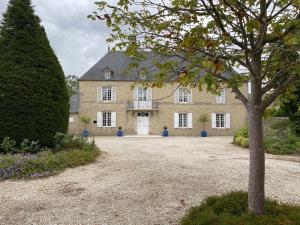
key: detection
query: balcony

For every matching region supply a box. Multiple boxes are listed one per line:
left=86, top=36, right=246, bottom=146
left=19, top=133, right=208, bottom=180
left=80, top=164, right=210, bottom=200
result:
left=127, top=101, right=159, bottom=111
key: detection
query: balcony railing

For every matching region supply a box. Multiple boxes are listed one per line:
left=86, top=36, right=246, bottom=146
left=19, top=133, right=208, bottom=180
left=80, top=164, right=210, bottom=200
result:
left=127, top=101, right=159, bottom=111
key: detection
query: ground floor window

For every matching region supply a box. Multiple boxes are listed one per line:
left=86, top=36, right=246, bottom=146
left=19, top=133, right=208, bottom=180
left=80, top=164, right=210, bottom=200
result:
left=174, top=112, right=193, bottom=128
left=179, top=113, right=188, bottom=128
left=212, top=113, right=230, bottom=129
left=97, top=112, right=116, bottom=128
left=216, top=113, right=225, bottom=128
left=103, top=112, right=112, bottom=127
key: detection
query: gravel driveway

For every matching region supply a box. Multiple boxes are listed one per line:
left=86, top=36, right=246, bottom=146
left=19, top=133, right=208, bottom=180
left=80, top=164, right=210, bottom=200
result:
left=0, top=136, right=299, bottom=225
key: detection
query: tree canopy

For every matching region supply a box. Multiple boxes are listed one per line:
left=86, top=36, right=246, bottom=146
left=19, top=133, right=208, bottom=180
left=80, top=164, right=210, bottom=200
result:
left=90, top=0, right=300, bottom=215
left=0, top=0, right=69, bottom=147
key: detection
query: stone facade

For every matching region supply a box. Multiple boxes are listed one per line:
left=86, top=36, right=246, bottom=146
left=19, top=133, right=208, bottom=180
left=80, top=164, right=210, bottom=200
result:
left=69, top=80, right=248, bottom=136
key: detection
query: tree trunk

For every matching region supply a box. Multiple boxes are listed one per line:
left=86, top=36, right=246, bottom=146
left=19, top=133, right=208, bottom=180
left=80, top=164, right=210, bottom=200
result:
left=248, top=109, right=265, bottom=214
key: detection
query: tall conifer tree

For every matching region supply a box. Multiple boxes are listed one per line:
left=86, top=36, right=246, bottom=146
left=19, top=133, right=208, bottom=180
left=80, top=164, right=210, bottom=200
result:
left=0, top=0, right=69, bottom=147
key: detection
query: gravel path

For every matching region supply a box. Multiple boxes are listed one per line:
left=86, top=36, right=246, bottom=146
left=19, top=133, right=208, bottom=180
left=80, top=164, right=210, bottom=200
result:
left=0, top=136, right=299, bottom=225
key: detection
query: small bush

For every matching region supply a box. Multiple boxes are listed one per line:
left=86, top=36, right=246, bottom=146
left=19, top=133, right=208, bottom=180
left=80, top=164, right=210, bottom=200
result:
left=19, top=139, right=41, bottom=154
left=0, top=137, right=16, bottom=154
left=54, top=132, right=92, bottom=152
left=181, top=192, right=300, bottom=225
left=233, top=127, right=249, bottom=148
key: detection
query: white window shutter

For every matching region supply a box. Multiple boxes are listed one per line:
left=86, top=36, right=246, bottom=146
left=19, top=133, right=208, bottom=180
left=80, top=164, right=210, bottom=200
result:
left=147, top=88, right=152, bottom=101
left=248, top=81, right=252, bottom=94
left=226, top=113, right=231, bottom=128
left=112, top=87, right=117, bottom=101
left=188, top=89, right=192, bottom=103
left=222, top=89, right=226, bottom=104
left=174, top=113, right=179, bottom=128
left=188, top=113, right=193, bottom=128
left=211, top=113, right=217, bottom=128
left=174, top=88, right=179, bottom=104
left=97, top=112, right=103, bottom=127
left=97, top=87, right=102, bottom=102
left=134, top=87, right=138, bottom=101
left=111, top=112, right=117, bottom=127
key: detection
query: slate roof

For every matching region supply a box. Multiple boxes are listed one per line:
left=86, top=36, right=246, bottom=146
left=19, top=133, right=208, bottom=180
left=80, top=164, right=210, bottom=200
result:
left=70, top=94, right=79, bottom=114
left=79, top=51, right=233, bottom=81
left=79, top=51, right=187, bottom=81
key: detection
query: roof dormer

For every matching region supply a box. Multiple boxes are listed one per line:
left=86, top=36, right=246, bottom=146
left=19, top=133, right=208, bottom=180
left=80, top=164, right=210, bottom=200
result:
left=104, top=67, right=112, bottom=79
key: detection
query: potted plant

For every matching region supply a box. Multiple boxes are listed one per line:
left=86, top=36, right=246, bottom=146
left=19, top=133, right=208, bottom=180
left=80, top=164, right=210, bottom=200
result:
left=80, top=116, right=91, bottom=138
left=162, top=126, right=169, bottom=137
left=117, top=126, right=124, bottom=137
left=198, top=114, right=209, bottom=137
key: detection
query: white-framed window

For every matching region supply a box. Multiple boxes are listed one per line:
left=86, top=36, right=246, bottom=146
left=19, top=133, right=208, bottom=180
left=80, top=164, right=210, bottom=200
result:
left=174, top=112, right=193, bottom=128
left=138, top=87, right=148, bottom=101
left=97, top=86, right=116, bottom=102
left=104, top=70, right=111, bottom=79
left=179, top=113, right=188, bottom=128
left=69, top=116, right=74, bottom=123
left=216, top=89, right=226, bottom=104
left=103, top=112, right=112, bottom=127
left=211, top=113, right=230, bottom=129
left=102, top=86, right=112, bottom=101
left=216, top=113, right=225, bottom=128
left=97, top=112, right=117, bottom=128
left=175, top=87, right=192, bottom=104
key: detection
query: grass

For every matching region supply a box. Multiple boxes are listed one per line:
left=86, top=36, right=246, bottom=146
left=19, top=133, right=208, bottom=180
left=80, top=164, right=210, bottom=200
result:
left=181, top=192, right=300, bottom=225
left=0, top=147, right=100, bottom=180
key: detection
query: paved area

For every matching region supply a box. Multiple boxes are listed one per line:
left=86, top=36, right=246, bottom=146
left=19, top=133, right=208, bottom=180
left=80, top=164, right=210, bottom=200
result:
left=0, top=137, right=299, bottom=225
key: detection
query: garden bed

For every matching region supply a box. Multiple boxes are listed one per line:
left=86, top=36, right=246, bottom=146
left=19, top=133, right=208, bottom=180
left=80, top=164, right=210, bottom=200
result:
left=0, top=134, right=100, bottom=180
left=181, top=192, right=300, bottom=225
left=233, top=120, right=300, bottom=155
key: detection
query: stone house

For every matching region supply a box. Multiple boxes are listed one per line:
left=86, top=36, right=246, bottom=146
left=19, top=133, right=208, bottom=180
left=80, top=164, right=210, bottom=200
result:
left=69, top=51, right=248, bottom=136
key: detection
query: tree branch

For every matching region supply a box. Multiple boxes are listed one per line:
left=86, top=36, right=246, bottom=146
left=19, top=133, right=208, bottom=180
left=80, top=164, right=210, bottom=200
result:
left=261, top=75, right=299, bottom=110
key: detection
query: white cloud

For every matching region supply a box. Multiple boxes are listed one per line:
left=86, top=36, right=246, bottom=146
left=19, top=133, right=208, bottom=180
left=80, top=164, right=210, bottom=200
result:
left=0, top=0, right=111, bottom=77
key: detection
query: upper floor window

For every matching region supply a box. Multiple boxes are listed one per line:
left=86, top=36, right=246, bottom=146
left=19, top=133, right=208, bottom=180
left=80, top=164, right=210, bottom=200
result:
left=138, top=87, right=148, bottom=102
left=97, top=86, right=116, bottom=102
left=216, top=89, right=226, bottom=104
left=104, top=70, right=112, bottom=79
left=102, top=86, right=112, bottom=101
left=175, top=88, right=192, bottom=104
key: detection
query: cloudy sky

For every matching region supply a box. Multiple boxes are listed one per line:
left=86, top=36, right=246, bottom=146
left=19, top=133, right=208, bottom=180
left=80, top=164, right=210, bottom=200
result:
left=0, top=0, right=112, bottom=77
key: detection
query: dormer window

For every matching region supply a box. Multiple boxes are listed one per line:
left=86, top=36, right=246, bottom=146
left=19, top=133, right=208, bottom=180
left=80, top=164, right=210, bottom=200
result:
left=104, top=68, right=112, bottom=79
left=140, top=74, right=146, bottom=80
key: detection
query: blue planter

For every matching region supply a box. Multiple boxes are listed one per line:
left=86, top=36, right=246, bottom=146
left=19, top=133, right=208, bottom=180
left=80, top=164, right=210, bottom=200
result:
left=162, top=130, right=169, bottom=137
left=82, top=128, right=89, bottom=138
left=117, top=130, right=124, bottom=137
left=200, top=131, right=208, bottom=137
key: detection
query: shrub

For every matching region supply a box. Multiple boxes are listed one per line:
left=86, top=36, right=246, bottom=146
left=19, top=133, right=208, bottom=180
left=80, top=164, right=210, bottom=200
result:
left=181, top=192, right=300, bottom=225
left=19, top=139, right=41, bottom=154
left=234, top=121, right=300, bottom=154
left=0, top=137, right=16, bottom=154
left=0, top=0, right=69, bottom=148
left=54, top=132, right=92, bottom=152
left=233, top=126, right=249, bottom=148
left=264, top=120, right=300, bottom=155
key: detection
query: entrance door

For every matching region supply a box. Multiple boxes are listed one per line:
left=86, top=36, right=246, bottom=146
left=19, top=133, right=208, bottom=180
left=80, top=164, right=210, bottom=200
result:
left=137, top=112, right=149, bottom=135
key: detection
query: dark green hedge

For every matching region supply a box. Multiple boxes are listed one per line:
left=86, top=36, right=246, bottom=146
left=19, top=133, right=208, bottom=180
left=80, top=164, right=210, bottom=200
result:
left=0, top=0, right=69, bottom=147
